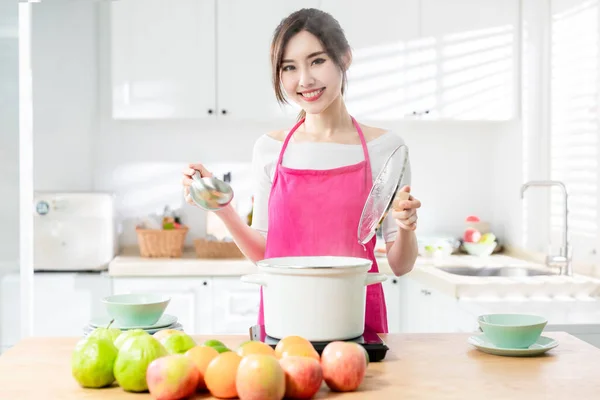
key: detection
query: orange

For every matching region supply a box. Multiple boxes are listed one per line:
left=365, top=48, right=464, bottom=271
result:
left=274, top=335, right=314, bottom=359
left=279, top=342, right=320, bottom=361
left=204, top=351, right=242, bottom=399
left=185, top=345, right=219, bottom=391
left=236, top=341, right=276, bottom=357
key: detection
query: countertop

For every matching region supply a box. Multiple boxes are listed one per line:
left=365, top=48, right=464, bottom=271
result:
left=108, top=249, right=600, bottom=299
left=0, top=332, right=598, bottom=399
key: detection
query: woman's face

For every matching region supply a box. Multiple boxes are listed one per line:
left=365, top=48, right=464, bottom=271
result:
left=280, top=30, right=344, bottom=115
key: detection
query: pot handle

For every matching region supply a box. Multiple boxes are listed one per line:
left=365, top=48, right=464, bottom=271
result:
left=240, top=274, right=268, bottom=287
left=365, top=273, right=388, bottom=286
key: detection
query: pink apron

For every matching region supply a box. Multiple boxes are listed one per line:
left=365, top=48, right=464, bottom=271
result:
left=258, top=117, right=388, bottom=335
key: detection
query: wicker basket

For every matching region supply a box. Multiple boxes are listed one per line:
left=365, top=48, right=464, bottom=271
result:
left=136, top=226, right=189, bottom=258
left=193, top=238, right=244, bottom=259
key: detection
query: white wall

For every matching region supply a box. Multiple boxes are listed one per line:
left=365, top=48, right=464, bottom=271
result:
left=0, top=0, right=19, bottom=270
left=0, top=1, right=524, bottom=265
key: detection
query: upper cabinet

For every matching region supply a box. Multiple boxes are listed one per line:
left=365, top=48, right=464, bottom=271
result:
left=109, top=0, right=520, bottom=121
left=110, top=0, right=217, bottom=119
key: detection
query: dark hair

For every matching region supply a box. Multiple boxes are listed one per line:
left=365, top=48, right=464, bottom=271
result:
left=270, top=8, right=351, bottom=120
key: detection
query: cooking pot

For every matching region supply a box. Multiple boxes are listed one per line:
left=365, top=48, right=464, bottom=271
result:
left=241, top=256, right=388, bottom=341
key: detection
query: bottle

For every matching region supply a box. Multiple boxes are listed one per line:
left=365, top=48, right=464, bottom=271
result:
left=246, top=196, right=254, bottom=226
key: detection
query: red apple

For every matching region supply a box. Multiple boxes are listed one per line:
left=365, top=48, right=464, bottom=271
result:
left=279, top=356, right=323, bottom=399
left=236, top=354, right=286, bottom=400
left=320, top=342, right=366, bottom=392
left=146, top=354, right=200, bottom=400
left=465, top=215, right=480, bottom=222
left=463, top=228, right=481, bottom=243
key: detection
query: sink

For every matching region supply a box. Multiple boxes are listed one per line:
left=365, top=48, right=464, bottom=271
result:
left=436, top=266, right=558, bottom=277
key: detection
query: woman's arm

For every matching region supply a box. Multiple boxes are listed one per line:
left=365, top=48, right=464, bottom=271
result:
left=214, top=205, right=266, bottom=263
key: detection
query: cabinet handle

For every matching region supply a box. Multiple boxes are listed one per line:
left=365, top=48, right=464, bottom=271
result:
left=202, top=281, right=208, bottom=286
left=392, top=279, right=397, bottom=284
left=208, top=109, right=213, bottom=114
left=421, top=289, right=431, bottom=296
left=221, top=109, right=227, bottom=115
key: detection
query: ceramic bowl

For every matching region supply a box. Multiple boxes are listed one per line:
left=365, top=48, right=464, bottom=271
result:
left=102, top=293, right=171, bottom=327
left=463, top=241, right=497, bottom=257
left=478, top=313, right=547, bottom=349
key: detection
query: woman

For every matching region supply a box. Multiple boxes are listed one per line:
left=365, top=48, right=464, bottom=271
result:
left=182, top=8, right=421, bottom=334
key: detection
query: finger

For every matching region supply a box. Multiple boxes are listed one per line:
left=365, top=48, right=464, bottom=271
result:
left=392, top=192, right=411, bottom=210
left=392, top=210, right=410, bottom=220
left=406, top=213, right=418, bottom=225
left=182, top=177, right=193, bottom=186
left=399, top=185, right=411, bottom=193
left=397, top=199, right=421, bottom=210
left=182, top=167, right=195, bottom=177
left=188, top=163, right=213, bottom=178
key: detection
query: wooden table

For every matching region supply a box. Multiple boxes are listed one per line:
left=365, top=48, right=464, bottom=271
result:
left=0, top=332, right=598, bottom=399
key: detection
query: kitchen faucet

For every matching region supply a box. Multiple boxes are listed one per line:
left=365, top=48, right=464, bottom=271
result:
left=520, top=180, right=572, bottom=276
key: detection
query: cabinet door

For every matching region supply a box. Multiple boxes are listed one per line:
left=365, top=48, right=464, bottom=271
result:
left=216, top=0, right=319, bottom=122
left=211, top=277, right=261, bottom=335
left=110, top=0, right=216, bottom=119
left=112, top=278, right=213, bottom=335
left=419, top=0, right=519, bottom=120
left=381, top=275, right=401, bottom=333
left=319, top=0, right=421, bottom=121
left=32, top=273, right=113, bottom=337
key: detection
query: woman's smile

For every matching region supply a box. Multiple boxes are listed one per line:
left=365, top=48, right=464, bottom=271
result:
left=298, top=87, right=326, bottom=102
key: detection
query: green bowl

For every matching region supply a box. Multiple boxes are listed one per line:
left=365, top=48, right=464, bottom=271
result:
left=478, top=313, right=547, bottom=349
left=102, top=293, right=170, bottom=327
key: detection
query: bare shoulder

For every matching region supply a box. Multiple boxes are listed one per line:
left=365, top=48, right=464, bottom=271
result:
left=266, top=130, right=287, bottom=142
left=358, top=124, right=389, bottom=142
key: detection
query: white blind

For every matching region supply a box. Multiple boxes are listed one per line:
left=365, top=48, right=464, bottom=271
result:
left=550, top=0, right=599, bottom=260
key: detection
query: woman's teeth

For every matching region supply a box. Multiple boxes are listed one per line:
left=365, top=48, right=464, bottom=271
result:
left=301, top=88, right=324, bottom=98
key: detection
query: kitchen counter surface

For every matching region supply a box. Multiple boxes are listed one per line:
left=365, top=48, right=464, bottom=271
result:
left=0, top=332, right=598, bottom=399
left=108, top=250, right=600, bottom=299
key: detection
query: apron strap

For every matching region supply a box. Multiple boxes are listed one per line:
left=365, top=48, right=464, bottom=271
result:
left=276, top=118, right=305, bottom=166
left=276, top=116, right=372, bottom=180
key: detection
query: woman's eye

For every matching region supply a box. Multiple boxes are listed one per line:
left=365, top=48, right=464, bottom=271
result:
left=282, top=65, right=295, bottom=72
left=312, top=58, right=326, bottom=65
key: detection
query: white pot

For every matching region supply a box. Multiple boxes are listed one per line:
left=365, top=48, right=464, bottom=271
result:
left=241, top=256, right=387, bottom=342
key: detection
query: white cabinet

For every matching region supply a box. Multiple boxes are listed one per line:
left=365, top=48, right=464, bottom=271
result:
left=397, top=275, right=479, bottom=333
left=111, top=276, right=261, bottom=335
left=111, top=277, right=213, bottom=334
left=32, top=272, right=113, bottom=337
left=211, top=277, right=261, bottom=334
left=382, top=275, right=402, bottom=333
left=110, top=0, right=216, bottom=119
left=110, top=0, right=313, bottom=121
left=215, top=0, right=318, bottom=121
left=109, top=0, right=519, bottom=122
left=317, top=0, right=421, bottom=121
left=0, top=272, right=112, bottom=352
left=419, top=0, right=519, bottom=120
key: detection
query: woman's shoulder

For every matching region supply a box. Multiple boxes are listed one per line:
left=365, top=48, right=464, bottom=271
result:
left=360, top=124, right=406, bottom=149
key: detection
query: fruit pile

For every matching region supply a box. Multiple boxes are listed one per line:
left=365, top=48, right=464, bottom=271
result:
left=71, top=323, right=369, bottom=399
left=462, top=215, right=496, bottom=245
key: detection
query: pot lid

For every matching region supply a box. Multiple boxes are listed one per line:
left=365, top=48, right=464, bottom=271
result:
left=357, top=144, right=409, bottom=245
left=257, top=256, right=372, bottom=269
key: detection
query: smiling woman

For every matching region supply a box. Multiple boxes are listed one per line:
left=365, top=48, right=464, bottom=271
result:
left=182, top=8, right=421, bottom=336
left=270, top=9, right=351, bottom=121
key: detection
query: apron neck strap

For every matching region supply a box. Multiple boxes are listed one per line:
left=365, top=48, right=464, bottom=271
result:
left=276, top=116, right=372, bottom=172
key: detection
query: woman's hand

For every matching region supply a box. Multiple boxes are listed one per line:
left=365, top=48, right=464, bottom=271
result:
left=391, top=185, right=421, bottom=231
left=182, top=163, right=213, bottom=207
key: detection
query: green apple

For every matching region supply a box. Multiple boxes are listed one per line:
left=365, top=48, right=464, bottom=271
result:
left=88, top=319, right=121, bottom=344
left=114, top=329, right=149, bottom=349
left=71, top=336, right=118, bottom=388
left=479, top=233, right=496, bottom=244
left=114, top=335, right=168, bottom=392
left=159, top=331, right=196, bottom=355
left=203, top=339, right=226, bottom=348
